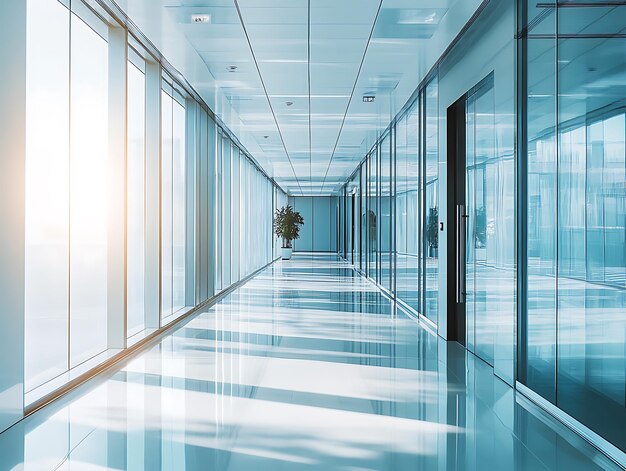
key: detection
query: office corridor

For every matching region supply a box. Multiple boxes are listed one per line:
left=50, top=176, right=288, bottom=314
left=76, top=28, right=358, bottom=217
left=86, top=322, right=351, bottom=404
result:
left=0, top=255, right=617, bottom=470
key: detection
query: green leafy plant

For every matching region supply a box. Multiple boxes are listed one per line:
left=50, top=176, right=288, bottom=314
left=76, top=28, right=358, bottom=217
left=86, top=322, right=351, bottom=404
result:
left=274, top=205, right=304, bottom=248
left=426, top=207, right=439, bottom=250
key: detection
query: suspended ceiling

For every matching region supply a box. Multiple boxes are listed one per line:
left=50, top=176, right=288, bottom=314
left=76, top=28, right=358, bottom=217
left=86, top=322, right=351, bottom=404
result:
left=116, top=0, right=484, bottom=195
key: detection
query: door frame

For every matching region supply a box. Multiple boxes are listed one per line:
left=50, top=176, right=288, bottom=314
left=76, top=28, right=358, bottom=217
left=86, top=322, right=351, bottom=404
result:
left=446, top=95, right=467, bottom=346
left=446, top=73, right=495, bottom=347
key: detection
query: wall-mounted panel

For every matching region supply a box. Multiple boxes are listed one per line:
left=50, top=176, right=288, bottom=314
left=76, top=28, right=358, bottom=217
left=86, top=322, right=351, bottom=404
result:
left=291, top=197, right=338, bottom=252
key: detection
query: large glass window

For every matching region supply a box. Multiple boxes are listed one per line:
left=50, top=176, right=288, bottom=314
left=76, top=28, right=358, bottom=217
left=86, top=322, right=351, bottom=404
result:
left=25, top=0, right=70, bottom=391
left=23, top=0, right=277, bottom=414
left=161, top=89, right=173, bottom=320
left=25, top=0, right=110, bottom=391
left=68, top=10, right=109, bottom=367
left=127, top=57, right=146, bottom=338
left=172, top=97, right=186, bottom=314
left=161, top=85, right=187, bottom=322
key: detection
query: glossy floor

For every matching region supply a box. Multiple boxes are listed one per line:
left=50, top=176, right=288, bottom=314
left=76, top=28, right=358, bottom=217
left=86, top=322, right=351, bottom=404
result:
left=0, top=254, right=619, bottom=470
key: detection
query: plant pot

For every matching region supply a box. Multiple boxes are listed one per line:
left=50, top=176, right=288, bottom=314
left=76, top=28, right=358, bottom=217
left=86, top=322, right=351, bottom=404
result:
left=281, top=247, right=293, bottom=260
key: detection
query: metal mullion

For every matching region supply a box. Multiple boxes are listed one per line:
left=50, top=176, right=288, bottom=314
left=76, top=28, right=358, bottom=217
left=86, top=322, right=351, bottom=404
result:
left=518, top=0, right=529, bottom=380
left=421, top=90, right=427, bottom=318
left=392, top=124, right=397, bottom=304
left=555, top=0, right=560, bottom=403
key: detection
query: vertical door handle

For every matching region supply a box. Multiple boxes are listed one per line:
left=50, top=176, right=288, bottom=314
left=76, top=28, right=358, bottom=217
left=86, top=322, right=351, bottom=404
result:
left=456, top=204, right=467, bottom=304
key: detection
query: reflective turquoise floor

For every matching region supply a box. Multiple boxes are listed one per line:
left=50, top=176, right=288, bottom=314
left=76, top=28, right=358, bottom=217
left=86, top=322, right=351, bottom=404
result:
left=0, top=254, right=619, bottom=470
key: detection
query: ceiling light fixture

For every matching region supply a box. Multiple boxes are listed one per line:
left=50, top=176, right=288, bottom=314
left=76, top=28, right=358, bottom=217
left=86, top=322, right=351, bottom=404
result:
left=228, top=65, right=238, bottom=72
left=286, top=101, right=294, bottom=107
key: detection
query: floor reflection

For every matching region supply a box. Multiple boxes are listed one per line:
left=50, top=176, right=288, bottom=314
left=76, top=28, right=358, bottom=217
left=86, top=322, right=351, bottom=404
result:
left=0, top=254, right=618, bottom=470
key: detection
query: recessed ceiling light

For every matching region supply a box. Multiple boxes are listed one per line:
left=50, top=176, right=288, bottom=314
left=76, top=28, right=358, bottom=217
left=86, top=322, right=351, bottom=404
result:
left=286, top=101, right=294, bottom=106
left=191, top=14, right=211, bottom=24
left=228, top=65, right=238, bottom=72
left=264, top=135, right=269, bottom=139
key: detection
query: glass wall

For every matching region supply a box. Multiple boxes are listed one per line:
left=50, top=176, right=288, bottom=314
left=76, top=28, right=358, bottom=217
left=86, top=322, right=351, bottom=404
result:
left=367, top=150, right=378, bottom=280
left=218, top=130, right=276, bottom=285
left=424, top=79, right=439, bottom=324
left=349, top=172, right=360, bottom=266
left=360, top=164, right=367, bottom=272
left=127, top=52, right=146, bottom=338
left=215, top=131, right=223, bottom=292
left=464, top=77, right=516, bottom=367
left=337, top=3, right=515, bottom=388
left=221, top=137, right=231, bottom=287
left=521, top=0, right=626, bottom=452
left=160, top=83, right=188, bottom=322
left=68, top=8, right=109, bottom=368
left=232, top=147, right=240, bottom=283
left=25, top=0, right=70, bottom=391
left=172, top=96, right=187, bottom=314
left=340, top=84, right=437, bottom=320
left=380, top=133, right=393, bottom=291
left=25, top=0, right=110, bottom=391
left=23, top=0, right=280, bottom=409
left=395, top=103, right=421, bottom=313
left=339, top=170, right=361, bottom=267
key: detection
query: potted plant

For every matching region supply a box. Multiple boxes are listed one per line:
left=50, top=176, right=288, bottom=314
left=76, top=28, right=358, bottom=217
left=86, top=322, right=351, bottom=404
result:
left=274, top=205, right=304, bottom=260
left=426, top=207, right=439, bottom=258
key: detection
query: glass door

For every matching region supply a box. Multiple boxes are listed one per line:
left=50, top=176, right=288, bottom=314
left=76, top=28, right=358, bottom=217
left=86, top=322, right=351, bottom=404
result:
left=448, top=74, right=513, bottom=373
left=465, top=79, right=496, bottom=365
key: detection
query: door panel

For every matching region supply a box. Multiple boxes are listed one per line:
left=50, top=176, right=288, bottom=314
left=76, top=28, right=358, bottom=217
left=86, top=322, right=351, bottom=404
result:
left=448, top=75, right=499, bottom=367
left=467, top=84, right=496, bottom=365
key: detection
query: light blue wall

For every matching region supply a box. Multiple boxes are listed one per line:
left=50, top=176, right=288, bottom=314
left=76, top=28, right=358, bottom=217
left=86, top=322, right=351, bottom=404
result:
left=291, top=197, right=312, bottom=251
left=290, top=197, right=338, bottom=252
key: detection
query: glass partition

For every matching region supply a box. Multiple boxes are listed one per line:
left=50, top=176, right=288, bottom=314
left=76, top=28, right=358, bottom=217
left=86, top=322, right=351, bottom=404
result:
left=25, top=0, right=70, bottom=391
left=68, top=10, right=109, bottom=367
left=127, top=58, right=146, bottom=338
left=380, top=134, right=392, bottom=291
left=521, top=0, right=626, bottom=451
left=424, top=79, right=439, bottom=324
left=23, top=0, right=278, bottom=411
